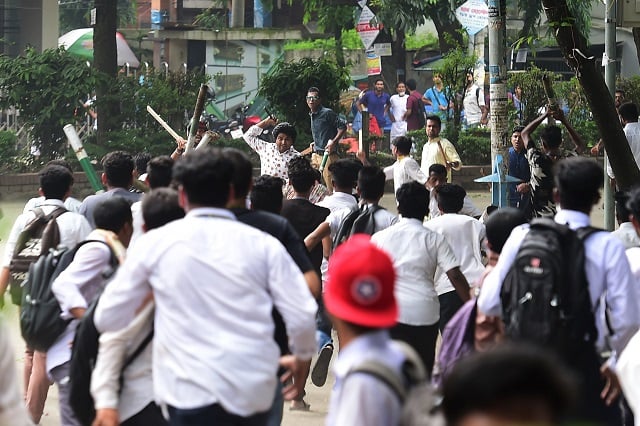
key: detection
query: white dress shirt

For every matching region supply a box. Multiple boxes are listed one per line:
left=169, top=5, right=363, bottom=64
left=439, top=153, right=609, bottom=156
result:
left=384, top=156, right=428, bottom=197
left=607, top=121, right=640, bottom=179
left=48, top=231, right=114, bottom=373
left=243, top=124, right=300, bottom=180
left=389, top=93, right=408, bottom=140
left=612, top=222, right=640, bottom=249
left=94, top=208, right=317, bottom=415
left=23, top=195, right=82, bottom=213
left=462, top=83, right=485, bottom=125
left=425, top=214, right=485, bottom=296
left=2, top=199, right=91, bottom=268
left=92, top=301, right=154, bottom=422
left=372, top=218, right=459, bottom=325
left=478, top=209, right=640, bottom=356
left=428, top=192, right=482, bottom=220
left=0, top=318, right=32, bottom=426
left=129, top=199, right=144, bottom=245
left=326, top=330, right=405, bottom=426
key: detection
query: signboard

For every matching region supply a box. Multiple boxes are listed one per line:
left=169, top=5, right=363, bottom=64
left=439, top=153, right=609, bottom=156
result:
left=455, top=0, right=488, bottom=36
left=357, top=6, right=382, bottom=50
left=374, top=43, right=392, bottom=57
left=366, top=49, right=381, bottom=75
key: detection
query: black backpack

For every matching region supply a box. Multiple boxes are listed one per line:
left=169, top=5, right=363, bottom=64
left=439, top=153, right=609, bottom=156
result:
left=20, top=239, right=109, bottom=352
left=500, top=218, right=600, bottom=359
left=69, top=261, right=153, bottom=426
left=332, top=204, right=382, bottom=250
left=9, top=207, right=67, bottom=305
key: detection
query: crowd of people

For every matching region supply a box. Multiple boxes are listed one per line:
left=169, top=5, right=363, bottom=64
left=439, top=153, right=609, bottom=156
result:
left=1, top=78, right=640, bottom=426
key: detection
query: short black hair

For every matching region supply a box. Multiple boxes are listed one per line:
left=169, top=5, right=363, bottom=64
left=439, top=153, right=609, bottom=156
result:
left=435, top=183, right=466, bottom=214
left=406, top=79, right=417, bottom=91
left=102, top=151, right=135, bottom=189
left=250, top=175, right=284, bottom=214
left=392, top=136, right=412, bottom=155
left=442, top=344, right=574, bottom=425
left=512, top=125, right=525, bottom=134
left=223, top=148, right=253, bottom=199
left=93, top=196, right=133, bottom=233
left=172, top=147, right=234, bottom=207
left=328, top=159, right=361, bottom=189
left=540, top=125, right=562, bottom=149
left=426, top=115, right=442, bottom=127
left=272, top=122, right=297, bottom=143
left=626, top=186, right=640, bottom=219
left=615, top=190, right=632, bottom=224
left=134, top=152, right=152, bottom=175
left=429, top=163, right=447, bottom=177
left=142, top=187, right=185, bottom=231
left=358, top=166, right=385, bottom=201
left=396, top=181, right=429, bottom=220
left=307, top=86, right=320, bottom=95
left=484, top=207, right=528, bottom=253
left=288, top=156, right=316, bottom=193
left=618, top=102, right=639, bottom=123
left=39, top=165, right=73, bottom=200
left=554, top=157, right=603, bottom=212
left=146, top=155, right=174, bottom=189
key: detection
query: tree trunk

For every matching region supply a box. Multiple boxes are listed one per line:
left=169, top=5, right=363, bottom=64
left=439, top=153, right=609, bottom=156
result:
left=334, top=25, right=345, bottom=68
left=94, top=0, right=119, bottom=145
left=427, top=2, right=464, bottom=52
left=542, top=0, right=640, bottom=190
left=632, top=27, right=640, bottom=68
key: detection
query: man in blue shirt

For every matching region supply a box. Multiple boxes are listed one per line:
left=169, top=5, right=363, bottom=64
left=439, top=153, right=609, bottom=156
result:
left=507, top=126, right=530, bottom=212
left=307, top=87, right=347, bottom=193
left=357, top=78, right=391, bottom=132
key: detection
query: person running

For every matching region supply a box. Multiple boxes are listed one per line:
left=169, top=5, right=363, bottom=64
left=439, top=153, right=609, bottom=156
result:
left=94, top=147, right=317, bottom=425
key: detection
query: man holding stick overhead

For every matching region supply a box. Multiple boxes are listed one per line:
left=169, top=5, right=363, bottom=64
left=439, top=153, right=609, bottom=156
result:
left=307, top=87, right=347, bottom=193
left=243, top=117, right=300, bottom=180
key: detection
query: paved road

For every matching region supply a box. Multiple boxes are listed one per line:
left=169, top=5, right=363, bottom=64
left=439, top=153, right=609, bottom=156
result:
left=2, top=189, right=608, bottom=425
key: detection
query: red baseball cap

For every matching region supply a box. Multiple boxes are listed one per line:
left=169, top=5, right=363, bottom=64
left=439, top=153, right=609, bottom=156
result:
left=324, top=235, right=397, bottom=328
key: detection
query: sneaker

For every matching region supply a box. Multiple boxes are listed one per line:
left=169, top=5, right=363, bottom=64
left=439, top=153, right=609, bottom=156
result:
left=311, top=343, right=333, bottom=387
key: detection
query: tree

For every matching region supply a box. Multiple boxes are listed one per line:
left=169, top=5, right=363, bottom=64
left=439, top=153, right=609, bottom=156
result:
left=542, top=0, right=640, bottom=189
left=93, top=0, right=119, bottom=145
left=59, top=0, right=137, bottom=34
left=0, top=48, right=103, bottom=160
left=515, top=0, right=591, bottom=41
left=257, top=57, right=351, bottom=148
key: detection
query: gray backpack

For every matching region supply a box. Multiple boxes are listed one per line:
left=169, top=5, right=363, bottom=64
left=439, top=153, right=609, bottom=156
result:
left=347, top=341, right=445, bottom=426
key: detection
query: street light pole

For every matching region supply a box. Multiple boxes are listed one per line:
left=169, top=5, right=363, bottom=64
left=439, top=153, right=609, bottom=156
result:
left=487, top=0, right=510, bottom=207
left=603, top=0, right=616, bottom=230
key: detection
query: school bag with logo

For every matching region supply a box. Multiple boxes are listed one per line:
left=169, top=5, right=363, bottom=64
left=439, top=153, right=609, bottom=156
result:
left=347, top=341, right=445, bottom=426
left=20, top=239, right=107, bottom=352
left=499, top=218, right=600, bottom=359
left=332, top=204, right=382, bottom=250
left=9, top=206, right=67, bottom=305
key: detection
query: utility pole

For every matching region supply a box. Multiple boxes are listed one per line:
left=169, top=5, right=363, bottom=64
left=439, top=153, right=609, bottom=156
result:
left=484, top=0, right=511, bottom=207
left=603, top=0, right=616, bottom=230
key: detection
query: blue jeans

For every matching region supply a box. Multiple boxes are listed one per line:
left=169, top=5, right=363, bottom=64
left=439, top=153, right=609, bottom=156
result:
left=265, top=381, right=283, bottom=426
left=168, top=403, right=269, bottom=426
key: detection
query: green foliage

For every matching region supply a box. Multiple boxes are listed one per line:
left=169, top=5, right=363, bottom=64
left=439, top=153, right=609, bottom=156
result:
left=555, top=77, right=600, bottom=147
left=59, top=0, right=137, bottom=34
left=616, top=76, right=640, bottom=107
left=257, top=56, right=351, bottom=144
left=457, top=127, right=491, bottom=164
left=193, top=4, right=228, bottom=30
left=0, top=47, right=105, bottom=159
left=406, top=32, right=440, bottom=50
left=507, top=65, right=559, bottom=125
left=285, top=29, right=364, bottom=50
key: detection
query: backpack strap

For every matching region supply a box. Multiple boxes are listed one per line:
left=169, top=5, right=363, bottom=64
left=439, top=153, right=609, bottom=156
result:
left=118, top=326, right=154, bottom=393
left=346, top=340, right=426, bottom=402
left=430, top=88, right=440, bottom=107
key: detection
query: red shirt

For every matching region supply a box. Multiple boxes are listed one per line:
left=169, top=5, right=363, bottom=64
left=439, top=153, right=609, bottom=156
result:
left=406, top=90, right=424, bottom=131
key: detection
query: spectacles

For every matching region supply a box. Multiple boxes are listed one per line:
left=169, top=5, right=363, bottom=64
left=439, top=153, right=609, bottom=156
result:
left=306, top=96, right=319, bottom=100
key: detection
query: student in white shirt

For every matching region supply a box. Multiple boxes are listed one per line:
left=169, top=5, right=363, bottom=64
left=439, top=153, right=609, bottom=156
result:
left=49, top=197, right=132, bottom=426
left=478, top=157, right=640, bottom=424
left=92, top=188, right=185, bottom=426
left=94, top=147, right=317, bottom=425
left=0, top=164, right=91, bottom=424
left=325, top=235, right=408, bottom=426
left=371, top=182, right=470, bottom=376
left=425, top=183, right=485, bottom=330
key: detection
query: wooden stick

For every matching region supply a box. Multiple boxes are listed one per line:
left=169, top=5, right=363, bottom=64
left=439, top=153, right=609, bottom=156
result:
left=146, top=105, right=183, bottom=142
left=185, top=84, right=209, bottom=153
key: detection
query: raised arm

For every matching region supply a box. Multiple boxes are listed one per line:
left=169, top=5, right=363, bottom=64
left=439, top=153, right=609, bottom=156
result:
left=521, top=110, right=550, bottom=150
left=551, top=109, right=585, bottom=154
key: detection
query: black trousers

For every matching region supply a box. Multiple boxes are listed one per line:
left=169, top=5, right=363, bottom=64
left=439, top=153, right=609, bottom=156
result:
left=438, top=290, right=465, bottom=332
left=168, top=403, right=269, bottom=426
left=123, top=402, right=168, bottom=426
left=390, top=322, right=439, bottom=377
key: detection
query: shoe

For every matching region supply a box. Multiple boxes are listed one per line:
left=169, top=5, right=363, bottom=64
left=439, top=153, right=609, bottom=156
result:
left=311, top=343, right=333, bottom=387
left=289, top=399, right=311, bottom=411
